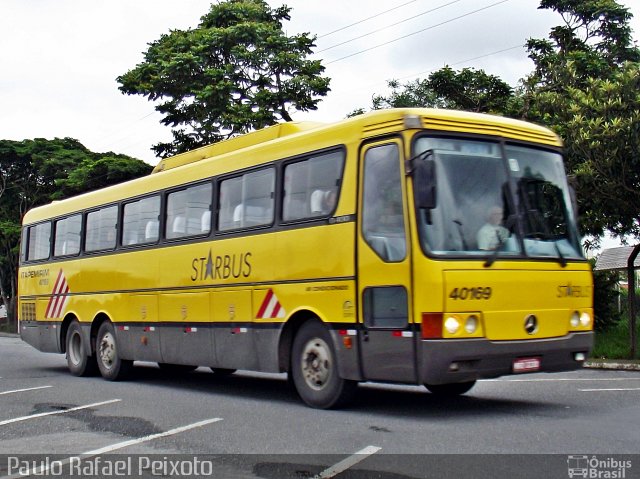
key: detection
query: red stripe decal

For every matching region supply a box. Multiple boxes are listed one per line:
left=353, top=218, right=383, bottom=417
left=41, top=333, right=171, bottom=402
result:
left=256, top=289, right=274, bottom=318
left=45, top=270, right=64, bottom=318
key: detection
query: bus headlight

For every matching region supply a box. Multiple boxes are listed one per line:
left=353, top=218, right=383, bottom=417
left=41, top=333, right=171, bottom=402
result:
left=465, top=315, right=478, bottom=334
left=444, top=316, right=460, bottom=334
left=580, top=312, right=592, bottom=327
left=570, top=311, right=580, bottom=328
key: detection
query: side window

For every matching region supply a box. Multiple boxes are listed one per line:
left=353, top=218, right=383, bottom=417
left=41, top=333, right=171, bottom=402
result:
left=27, top=222, right=51, bottom=261
left=283, top=151, right=344, bottom=221
left=218, top=168, right=274, bottom=231
left=54, top=215, right=82, bottom=257
left=166, top=183, right=212, bottom=240
left=85, top=205, right=117, bottom=252
left=123, top=196, right=161, bottom=245
left=362, top=143, right=406, bottom=262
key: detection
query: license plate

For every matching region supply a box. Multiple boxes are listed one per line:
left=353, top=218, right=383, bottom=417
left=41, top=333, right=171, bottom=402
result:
left=513, top=357, right=541, bottom=373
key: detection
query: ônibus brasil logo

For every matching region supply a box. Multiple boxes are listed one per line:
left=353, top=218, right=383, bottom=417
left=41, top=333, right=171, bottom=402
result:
left=567, top=455, right=632, bottom=478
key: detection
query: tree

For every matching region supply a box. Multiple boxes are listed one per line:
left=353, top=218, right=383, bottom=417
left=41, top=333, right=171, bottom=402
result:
left=532, top=63, right=640, bottom=240
left=350, top=66, right=516, bottom=117
left=117, top=0, right=330, bottom=158
left=522, top=0, right=640, bottom=239
left=0, top=138, right=151, bottom=328
left=56, top=155, right=153, bottom=199
left=523, top=0, right=640, bottom=100
left=590, top=260, right=621, bottom=332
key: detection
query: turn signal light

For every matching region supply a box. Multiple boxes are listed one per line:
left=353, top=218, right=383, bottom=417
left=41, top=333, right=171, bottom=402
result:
left=421, top=313, right=443, bottom=339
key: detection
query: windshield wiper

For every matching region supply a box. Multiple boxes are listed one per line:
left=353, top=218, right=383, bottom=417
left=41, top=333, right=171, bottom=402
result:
left=523, top=231, right=568, bottom=267
left=554, top=241, right=567, bottom=267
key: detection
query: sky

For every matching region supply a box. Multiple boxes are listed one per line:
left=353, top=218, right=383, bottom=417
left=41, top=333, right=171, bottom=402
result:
left=3, top=0, right=638, bottom=251
left=1, top=0, right=638, bottom=165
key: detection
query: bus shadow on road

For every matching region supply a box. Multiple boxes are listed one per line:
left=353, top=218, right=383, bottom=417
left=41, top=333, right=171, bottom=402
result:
left=125, top=363, right=568, bottom=418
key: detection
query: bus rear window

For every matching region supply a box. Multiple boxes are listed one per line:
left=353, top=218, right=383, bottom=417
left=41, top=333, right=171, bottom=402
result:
left=26, top=222, right=51, bottom=261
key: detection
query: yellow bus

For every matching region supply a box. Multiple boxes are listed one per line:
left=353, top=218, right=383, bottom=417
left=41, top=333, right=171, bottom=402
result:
left=18, top=108, right=593, bottom=408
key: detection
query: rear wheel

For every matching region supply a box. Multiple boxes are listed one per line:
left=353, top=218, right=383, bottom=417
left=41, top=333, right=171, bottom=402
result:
left=66, top=321, right=98, bottom=377
left=96, top=321, right=132, bottom=381
left=425, top=381, right=476, bottom=397
left=291, top=321, right=357, bottom=409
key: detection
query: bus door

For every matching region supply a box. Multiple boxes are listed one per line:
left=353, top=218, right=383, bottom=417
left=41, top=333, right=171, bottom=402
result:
left=357, top=140, right=416, bottom=383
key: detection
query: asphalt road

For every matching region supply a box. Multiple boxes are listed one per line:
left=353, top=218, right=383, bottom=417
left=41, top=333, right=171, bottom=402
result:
left=1, top=335, right=639, bottom=479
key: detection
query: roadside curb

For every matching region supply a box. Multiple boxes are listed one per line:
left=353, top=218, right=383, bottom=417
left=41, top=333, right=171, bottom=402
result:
left=585, top=360, right=640, bottom=371
left=0, top=332, right=19, bottom=338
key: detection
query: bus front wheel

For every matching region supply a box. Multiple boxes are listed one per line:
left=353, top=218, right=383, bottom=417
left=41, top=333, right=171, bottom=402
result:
left=291, top=321, right=357, bottom=409
left=425, top=381, right=476, bottom=396
left=66, top=321, right=98, bottom=377
left=96, top=322, right=132, bottom=381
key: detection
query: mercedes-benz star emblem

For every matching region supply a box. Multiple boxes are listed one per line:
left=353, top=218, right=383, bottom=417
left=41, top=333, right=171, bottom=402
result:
left=524, top=315, right=538, bottom=335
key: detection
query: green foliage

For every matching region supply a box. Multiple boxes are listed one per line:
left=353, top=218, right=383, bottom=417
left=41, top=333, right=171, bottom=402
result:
left=592, top=314, right=640, bottom=359
left=591, top=259, right=621, bottom=332
left=363, top=67, right=516, bottom=116
left=0, top=138, right=151, bottom=322
left=56, top=155, right=153, bottom=199
left=535, top=63, right=640, bottom=239
left=117, top=0, right=330, bottom=158
left=522, top=0, right=640, bottom=240
left=524, top=0, right=639, bottom=97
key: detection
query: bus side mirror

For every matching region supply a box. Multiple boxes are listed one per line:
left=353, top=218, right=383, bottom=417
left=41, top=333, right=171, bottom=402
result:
left=413, top=160, right=437, bottom=209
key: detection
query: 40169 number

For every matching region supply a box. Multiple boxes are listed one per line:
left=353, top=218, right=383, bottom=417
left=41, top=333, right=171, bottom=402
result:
left=449, top=287, right=492, bottom=300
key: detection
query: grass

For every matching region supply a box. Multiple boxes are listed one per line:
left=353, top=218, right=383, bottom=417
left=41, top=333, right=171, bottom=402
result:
left=591, top=316, right=640, bottom=360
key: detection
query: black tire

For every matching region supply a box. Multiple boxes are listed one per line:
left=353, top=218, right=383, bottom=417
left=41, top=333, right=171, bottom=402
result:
left=66, top=321, right=98, bottom=377
left=96, top=321, right=132, bottom=381
left=210, top=368, right=236, bottom=376
left=425, top=380, right=476, bottom=397
left=291, top=321, right=357, bottom=409
left=158, top=363, right=198, bottom=373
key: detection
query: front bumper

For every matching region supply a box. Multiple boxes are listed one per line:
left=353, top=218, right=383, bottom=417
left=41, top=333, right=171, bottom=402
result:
left=420, top=332, right=593, bottom=385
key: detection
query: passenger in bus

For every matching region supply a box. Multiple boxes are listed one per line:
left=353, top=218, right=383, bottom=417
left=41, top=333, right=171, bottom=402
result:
left=477, top=206, right=509, bottom=250
left=310, top=189, right=336, bottom=215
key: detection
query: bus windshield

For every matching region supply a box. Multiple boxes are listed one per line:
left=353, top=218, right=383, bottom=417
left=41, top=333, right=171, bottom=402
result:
left=413, top=136, right=583, bottom=261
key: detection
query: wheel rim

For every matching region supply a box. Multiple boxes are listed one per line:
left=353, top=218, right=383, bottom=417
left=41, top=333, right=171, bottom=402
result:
left=98, top=331, right=117, bottom=370
left=300, top=337, right=332, bottom=391
left=68, top=331, right=83, bottom=366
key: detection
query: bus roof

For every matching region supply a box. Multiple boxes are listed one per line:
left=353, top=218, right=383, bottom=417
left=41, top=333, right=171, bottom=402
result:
left=23, top=108, right=561, bottom=225
left=152, top=121, right=325, bottom=174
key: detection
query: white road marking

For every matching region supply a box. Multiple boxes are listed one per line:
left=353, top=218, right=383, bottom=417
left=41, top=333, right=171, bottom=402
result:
left=0, top=385, right=53, bottom=396
left=0, top=399, right=121, bottom=426
left=313, top=445, right=381, bottom=479
left=484, top=377, right=640, bottom=382
left=579, top=388, right=640, bottom=392
left=83, top=417, right=223, bottom=455
left=8, top=418, right=223, bottom=478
